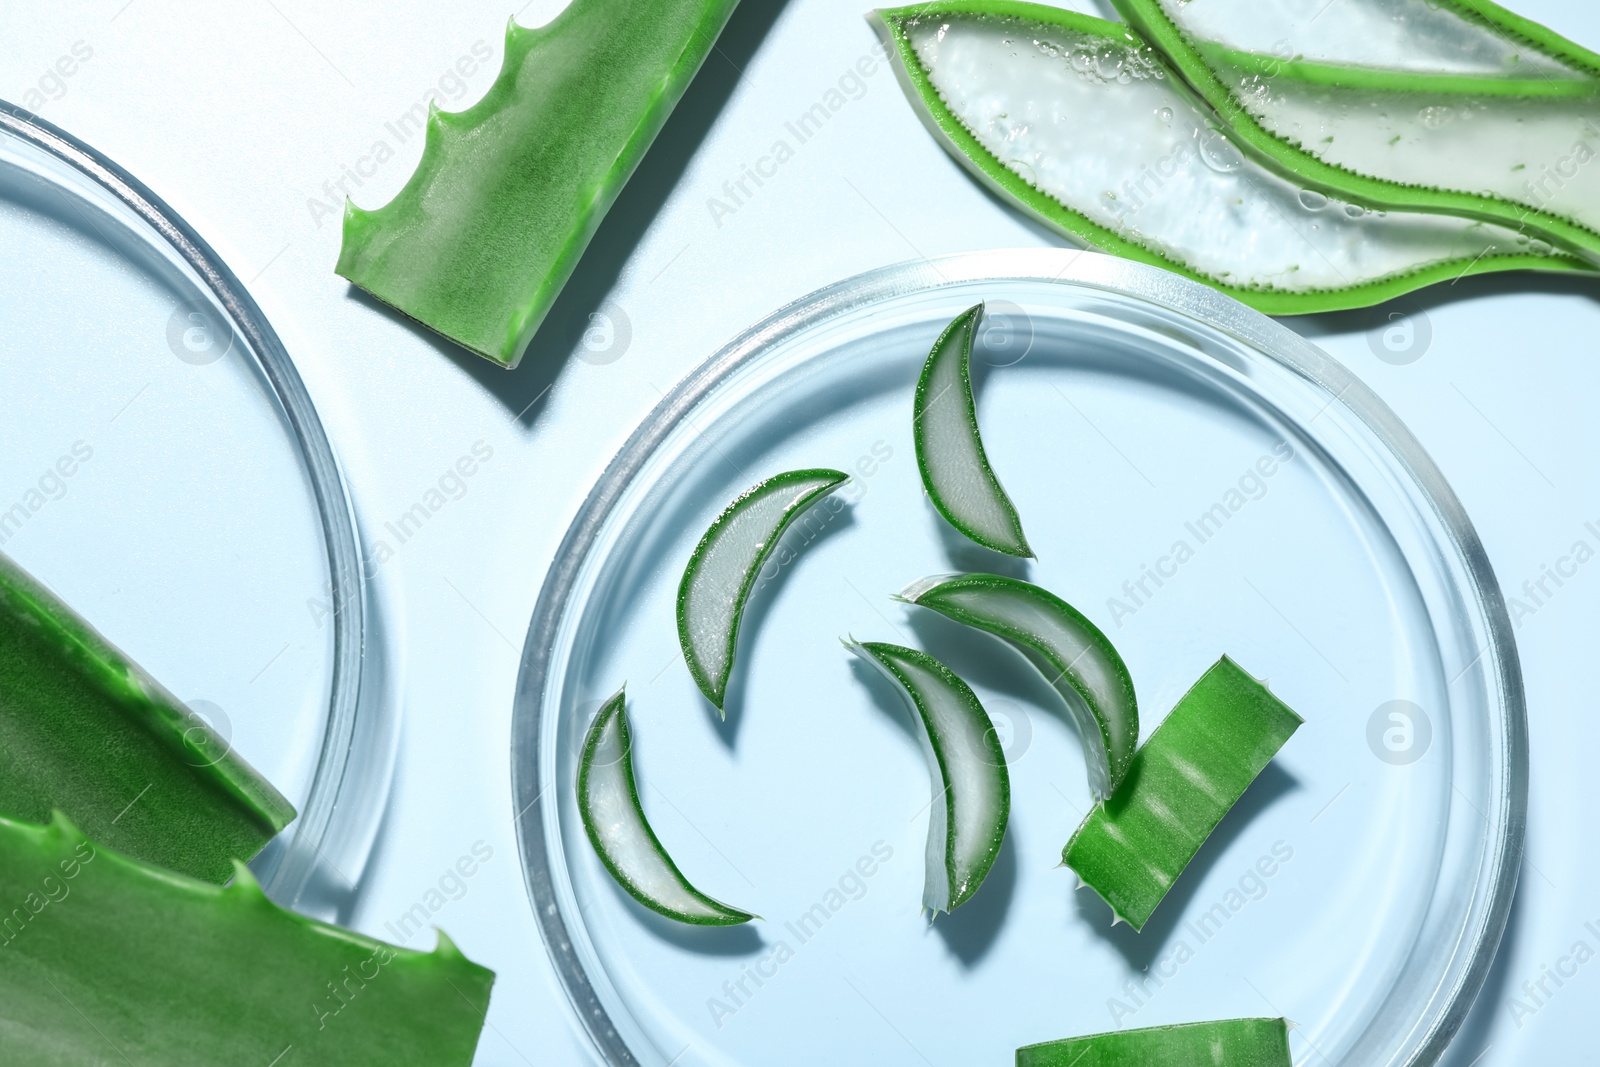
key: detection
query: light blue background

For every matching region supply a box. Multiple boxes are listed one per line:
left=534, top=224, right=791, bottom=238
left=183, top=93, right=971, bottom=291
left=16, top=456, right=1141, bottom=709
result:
left=3, top=0, right=1596, bottom=1062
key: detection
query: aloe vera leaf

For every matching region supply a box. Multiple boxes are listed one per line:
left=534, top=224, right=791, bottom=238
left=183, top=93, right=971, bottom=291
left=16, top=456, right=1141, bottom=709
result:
left=578, top=688, right=754, bottom=925
left=1063, top=656, right=1302, bottom=931
left=0, top=551, right=294, bottom=885
left=678, top=469, right=848, bottom=712
left=915, top=304, right=1033, bottom=558
left=870, top=3, right=1594, bottom=314
left=1114, top=0, right=1600, bottom=258
left=847, top=640, right=1009, bottom=912
left=1016, top=1018, right=1292, bottom=1066
left=336, top=1, right=741, bottom=369
left=898, top=573, right=1136, bottom=799
left=0, top=811, right=492, bottom=1066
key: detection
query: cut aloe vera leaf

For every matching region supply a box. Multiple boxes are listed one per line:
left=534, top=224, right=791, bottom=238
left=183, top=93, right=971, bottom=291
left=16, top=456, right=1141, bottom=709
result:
left=1, top=811, right=493, bottom=1065
left=871, top=3, right=1595, bottom=314
left=1017, top=1017, right=1291, bottom=1066
left=678, top=468, right=848, bottom=712
left=1115, top=0, right=1600, bottom=258
left=337, top=1, right=741, bottom=368
left=847, top=640, right=1009, bottom=912
left=579, top=689, right=754, bottom=925
left=915, top=303, right=1033, bottom=558
left=1063, top=656, right=1302, bottom=931
left=898, top=573, right=1136, bottom=799
left=0, top=551, right=294, bottom=884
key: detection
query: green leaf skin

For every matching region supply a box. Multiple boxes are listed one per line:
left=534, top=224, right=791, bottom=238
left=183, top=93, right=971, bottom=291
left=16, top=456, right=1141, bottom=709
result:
left=1113, top=0, right=1600, bottom=259
left=899, top=573, right=1137, bottom=800
left=870, top=2, right=1596, bottom=315
left=0, top=811, right=493, bottom=1066
left=578, top=689, right=755, bottom=925
left=914, top=304, right=1033, bottom=558
left=678, top=469, right=849, bottom=712
left=336, top=0, right=741, bottom=368
left=1063, top=656, right=1302, bottom=931
left=1016, top=1018, right=1292, bottom=1066
left=846, top=641, right=1009, bottom=913
left=0, top=552, right=294, bottom=885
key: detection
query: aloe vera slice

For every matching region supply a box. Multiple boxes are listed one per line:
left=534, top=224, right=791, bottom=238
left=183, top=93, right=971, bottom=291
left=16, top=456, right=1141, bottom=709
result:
left=0, top=551, right=294, bottom=884
left=871, top=3, right=1593, bottom=313
left=1017, top=1018, right=1291, bottom=1066
left=899, top=573, right=1137, bottom=799
left=847, top=640, right=1009, bottom=912
left=1063, top=656, right=1302, bottom=931
left=1, top=811, right=492, bottom=1065
left=1115, top=0, right=1600, bottom=258
left=578, top=689, right=754, bottom=925
left=915, top=304, right=1033, bottom=558
left=336, top=1, right=741, bottom=368
left=678, top=468, right=848, bottom=712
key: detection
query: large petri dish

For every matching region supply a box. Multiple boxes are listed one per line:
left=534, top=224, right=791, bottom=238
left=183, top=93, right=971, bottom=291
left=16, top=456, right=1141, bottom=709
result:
left=0, top=103, right=392, bottom=911
left=512, top=249, right=1525, bottom=1066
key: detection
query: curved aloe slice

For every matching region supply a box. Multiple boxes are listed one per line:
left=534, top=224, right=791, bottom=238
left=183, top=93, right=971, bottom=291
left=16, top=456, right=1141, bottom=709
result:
left=1115, top=0, right=1600, bottom=258
left=915, top=304, right=1032, bottom=558
left=2, top=811, right=492, bottom=1066
left=1064, top=657, right=1302, bottom=930
left=678, top=468, right=848, bottom=712
left=1017, top=1018, right=1291, bottom=1066
left=871, top=3, right=1593, bottom=313
left=899, top=573, right=1136, bottom=798
left=337, top=1, right=741, bottom=368
left=847, top=640, right=1009, bottom=912
left=578, top=689, right=753, bottom=925
left=0, top=551, right=294, bottom=884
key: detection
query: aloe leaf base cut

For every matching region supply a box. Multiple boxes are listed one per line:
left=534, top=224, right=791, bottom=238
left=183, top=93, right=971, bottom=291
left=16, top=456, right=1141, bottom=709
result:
left=1062, top=656, right=1302, bottom=930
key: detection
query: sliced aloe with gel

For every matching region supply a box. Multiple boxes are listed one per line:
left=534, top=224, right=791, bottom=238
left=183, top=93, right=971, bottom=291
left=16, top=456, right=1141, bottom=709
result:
left=678, top=468, right=848, bottom=712
left=915, top=304, right=1033, bottom=558
left=1114, top=0, right=1600, bottom=258
left=1017, top=1018, right=1292, bottom=1066
left=1063, top=656, right=1302, bottom=931
left=898, top=573, right=1136, bottom=799
left=871, top=2, right=1593, bottom=313
left=579, top=689, right=754, bottom=925
left=847, top=640, right=1009, bottom=913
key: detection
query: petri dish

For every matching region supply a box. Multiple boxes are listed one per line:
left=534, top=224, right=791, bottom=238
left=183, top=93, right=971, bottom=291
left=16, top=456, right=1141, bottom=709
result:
left=512, top=249, right=1525, bottom=1066
left=0, top=102, right=393, bottom=911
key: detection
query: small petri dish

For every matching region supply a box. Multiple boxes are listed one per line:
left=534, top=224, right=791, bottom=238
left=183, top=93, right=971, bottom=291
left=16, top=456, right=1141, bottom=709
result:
left=0, top=103, right=392, bottom=911
left=512, top=249, right=1524, bottom=1066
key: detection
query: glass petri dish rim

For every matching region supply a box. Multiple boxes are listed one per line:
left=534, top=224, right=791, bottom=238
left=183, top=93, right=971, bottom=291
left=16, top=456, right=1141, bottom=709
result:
left=0, top=100, right=377, bottom=908
left=510, top=247, right=1527, bottom=1066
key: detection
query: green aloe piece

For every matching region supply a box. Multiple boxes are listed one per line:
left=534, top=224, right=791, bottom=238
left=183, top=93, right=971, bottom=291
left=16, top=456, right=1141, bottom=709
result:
left=898, top=573, right=1137, bottom=799
left=1114, top=0, right=1600, bottom=258
left=1017, top=1018, right=1291, bottom=1066
left=0, top=551, right=294, bottom=884
left=846, top=640, right=1009, bottom=913
left=678, top=468, right=848, bottom=712
left=915, top=304, right=1033, bottom=558
left=1063, top=656, right=1302, bottom=931
left=871, top=2, right=1594, bottom=314
left=578, top=688, right=754, bottom=925
left=336, top=0, right=741, bottom=368
left=0, top=811, right=492, bottom=1066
